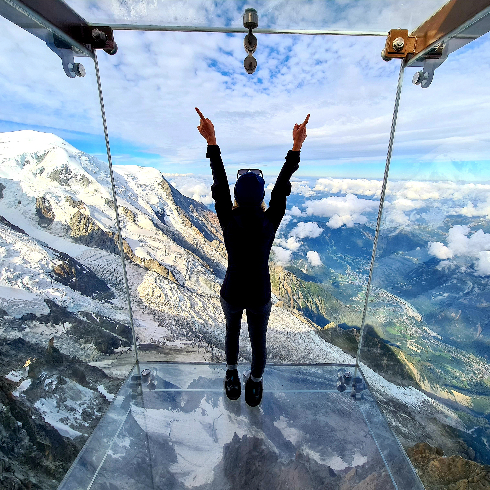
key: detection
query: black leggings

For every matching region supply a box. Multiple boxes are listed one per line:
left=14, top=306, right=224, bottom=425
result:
left=220, top=296, right=272, bottom=379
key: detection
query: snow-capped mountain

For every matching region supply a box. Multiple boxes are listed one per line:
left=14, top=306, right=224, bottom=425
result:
left=0, top=130, right=354, bottom=364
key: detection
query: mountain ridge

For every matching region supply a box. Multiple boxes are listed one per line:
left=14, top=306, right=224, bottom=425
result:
left=0, top=130, right=482, bottom=487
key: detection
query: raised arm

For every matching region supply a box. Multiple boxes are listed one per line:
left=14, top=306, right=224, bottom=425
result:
left=196, top=107, right=232, bottom=229
left=267, top=114, right=310, bottom=230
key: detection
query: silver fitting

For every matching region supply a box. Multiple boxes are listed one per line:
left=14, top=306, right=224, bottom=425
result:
left=243, top=8, right=258, bottom=74
left=67, top=62, right=85, bottom=77
left=244, top=32, right=257, bottom=54
left=412, top=69, right=433, bottom=88
left=244, top=54, right=257, bottom=74
left=243, top=8, right=258, bottom=29
left=392, top=37, right=405, bottom=51
left=381, top=48, right=390, bottom=62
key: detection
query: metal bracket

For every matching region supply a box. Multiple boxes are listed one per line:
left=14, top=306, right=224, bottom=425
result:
left=337, top=368, right=366, bottom=400
left=412, top=42, right=448, bottom=88
left=381, top=29, right=417, bottom=61
left=0, top=0, right=117, bottom=78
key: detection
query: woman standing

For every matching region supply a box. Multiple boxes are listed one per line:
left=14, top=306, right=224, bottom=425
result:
left=196, top=107, right=309, bottom=406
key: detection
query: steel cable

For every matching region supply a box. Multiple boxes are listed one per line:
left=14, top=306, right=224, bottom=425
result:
left=354, top=61, right=405, bottom=378
left=94, top=52, right=139, bottom=363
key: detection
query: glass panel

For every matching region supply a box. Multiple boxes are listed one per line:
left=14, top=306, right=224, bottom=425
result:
left=361, top=32, right=490, bottom=476
left=0, top=13, right=136, bottom=489
left=92, top=27, right=401, bottom=374
left=58, top=363, right=424, bottom=490
left=65, top=0, right=448, bottom=33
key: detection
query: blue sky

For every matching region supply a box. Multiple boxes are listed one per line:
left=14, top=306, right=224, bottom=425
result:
left=1, top=0, right=490, bottom=181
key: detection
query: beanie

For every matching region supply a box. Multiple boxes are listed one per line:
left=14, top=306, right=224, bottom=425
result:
left=234, top=172, right=265, bottom=206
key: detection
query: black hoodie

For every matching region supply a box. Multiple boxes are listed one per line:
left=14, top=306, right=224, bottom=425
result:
left=207, top=145, right=300, bottom=307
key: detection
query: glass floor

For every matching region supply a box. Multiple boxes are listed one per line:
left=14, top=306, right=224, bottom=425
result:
left=57, top=363, right=424, bottom=490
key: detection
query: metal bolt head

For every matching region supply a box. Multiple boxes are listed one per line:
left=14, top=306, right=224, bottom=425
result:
left=92, top=28, right=107, bottom=43
left=412, top=70, right=428, bottom=85
left=67, top=62, right=85, bottom=77
left=103, top=40, right=118, bottom=55
left=243, top=8, right=258, bottom=29
left=392, top=37, right=405, bottom=51
left=381, top=48, right=391, bottom=61
left=74, top=63, right=85, bottom=77
left=244, top=54, right=257, bottom=74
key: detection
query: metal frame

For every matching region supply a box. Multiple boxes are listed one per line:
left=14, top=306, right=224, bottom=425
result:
left=381, top=0, right=490, bottom=65
left=0, top=0, right=116, bottom=57
left=410, top=0, right=490, bottom=60
left=92, top=23, right=387, bottom=37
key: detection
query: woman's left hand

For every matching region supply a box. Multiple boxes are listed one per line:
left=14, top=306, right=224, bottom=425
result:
left=196, top=107, right=217, bottom=145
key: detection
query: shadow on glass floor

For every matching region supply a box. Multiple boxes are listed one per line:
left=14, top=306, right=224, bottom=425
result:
left=58, top=363, right=423, bottom=490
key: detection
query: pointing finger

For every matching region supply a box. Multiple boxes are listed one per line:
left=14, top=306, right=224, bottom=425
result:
left=195, top=107, right=205, bottom=120
left=301, top=114, right=310, bottom=127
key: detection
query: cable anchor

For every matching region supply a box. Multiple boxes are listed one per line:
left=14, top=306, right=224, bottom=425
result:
left=243, top=8, right=258, bottom=74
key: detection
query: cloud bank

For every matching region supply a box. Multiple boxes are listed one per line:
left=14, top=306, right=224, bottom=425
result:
left=428, top=225, right=490, bottom=275
left=271, top=246, right=292, bottom=265
left=304, top=194, right=378, bottom=229
left=289, top=222, right=323, bottom=239
left=307, top=251, right=322, bottom=267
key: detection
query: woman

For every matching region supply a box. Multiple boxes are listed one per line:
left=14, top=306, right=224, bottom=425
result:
left=196, top=107, right=309, bottom=406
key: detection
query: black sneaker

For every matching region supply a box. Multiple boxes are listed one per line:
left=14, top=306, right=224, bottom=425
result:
left=245, top=375, right=263, bottom=407
left=224, top=369, right=241, bottom=400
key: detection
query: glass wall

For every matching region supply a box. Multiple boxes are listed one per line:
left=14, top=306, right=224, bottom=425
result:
left=3, top=1, right=490, bottom=488
left=360, top=33, right=490, bottom=467
left=88, top=25, right=405, bottom=370
left=0, top=13, right=135, bottom=490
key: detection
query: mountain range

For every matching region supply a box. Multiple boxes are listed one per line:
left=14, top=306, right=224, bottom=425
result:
left=0, top=130, right=487, bottom=488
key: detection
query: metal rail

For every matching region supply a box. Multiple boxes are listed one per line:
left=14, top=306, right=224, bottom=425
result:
left=91, top=23, right=388, bottom=36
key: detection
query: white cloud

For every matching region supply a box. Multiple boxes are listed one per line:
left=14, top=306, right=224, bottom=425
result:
left=271, top=246, right=292, bottom=265
left=391, top=198, right=425, bottom=211
left=289, top=206, right=303, bottom=217
left=306, top=251, right=322, bottom=267
left=289, top=222, right=323, bottom=239
left=428, top=242, right=453, bottom=260
left=291, top=181, right=315, bottom=197
left=447, top=225, right=490, bottom=257
left=304, top=194, right=378, bottom=229
left=276, top=237, right=302, bottom=251
left=428, top=225, right=490, bottom=275
left=476, top=251, right=490, bottom=276
left=314, top=178, right=381, bottom=197
left=167, top=175, right=213, bottom=205
left=456, top=200, right=490, bottom=219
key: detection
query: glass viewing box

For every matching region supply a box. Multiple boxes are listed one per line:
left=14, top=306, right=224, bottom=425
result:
left=0, top=1, right=489, bottom=489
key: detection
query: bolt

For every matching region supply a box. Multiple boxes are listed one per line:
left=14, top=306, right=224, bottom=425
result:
left=392, top=37, right=405, bottom=51
left=103, top=40, right=118, bottom=55
left=412, top=71, right=426, bottom=85
left=381, top=48, right=391, bottom=62
left=68, top=62, right=85, bottom=77
left=92, top=28, right=107, bottom=43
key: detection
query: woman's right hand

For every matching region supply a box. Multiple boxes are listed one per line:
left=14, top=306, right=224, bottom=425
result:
left=196, top=107, right=217, bottom=145
left=292, top=114, right=310, bottom=151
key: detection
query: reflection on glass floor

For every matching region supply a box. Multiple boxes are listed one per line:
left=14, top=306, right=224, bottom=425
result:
left=58, top=363, right=423, bottom=490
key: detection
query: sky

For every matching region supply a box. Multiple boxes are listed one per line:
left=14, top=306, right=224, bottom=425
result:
left=0, top=0, right=490, bottom=181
